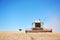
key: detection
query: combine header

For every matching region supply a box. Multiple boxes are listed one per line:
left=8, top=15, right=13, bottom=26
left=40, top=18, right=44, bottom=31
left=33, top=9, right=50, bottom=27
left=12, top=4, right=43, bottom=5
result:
left=25, top=19, right=52, bottom=33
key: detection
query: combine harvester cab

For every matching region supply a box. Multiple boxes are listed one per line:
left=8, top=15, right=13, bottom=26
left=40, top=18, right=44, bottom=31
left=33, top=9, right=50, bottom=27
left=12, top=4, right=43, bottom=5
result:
left=25, top=19, right=52, bottom=33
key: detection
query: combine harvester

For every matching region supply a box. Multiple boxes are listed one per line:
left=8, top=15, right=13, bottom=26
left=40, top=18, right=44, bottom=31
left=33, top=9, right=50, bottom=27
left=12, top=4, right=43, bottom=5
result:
left=25, top=19, right=52, bottom=33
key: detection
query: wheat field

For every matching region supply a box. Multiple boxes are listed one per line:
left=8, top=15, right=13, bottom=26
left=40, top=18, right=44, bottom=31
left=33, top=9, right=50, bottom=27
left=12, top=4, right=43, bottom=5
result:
left=0, top=31, right=60, bottom=40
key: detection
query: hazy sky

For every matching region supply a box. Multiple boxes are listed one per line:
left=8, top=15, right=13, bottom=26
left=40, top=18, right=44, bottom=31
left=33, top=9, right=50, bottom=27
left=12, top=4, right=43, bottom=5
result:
left=0, top=0, right=60, bottom=32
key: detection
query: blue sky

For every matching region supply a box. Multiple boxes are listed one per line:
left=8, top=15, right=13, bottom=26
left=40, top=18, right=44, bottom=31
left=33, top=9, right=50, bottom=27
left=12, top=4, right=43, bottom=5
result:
left=0, top=0, right=60, bottom=32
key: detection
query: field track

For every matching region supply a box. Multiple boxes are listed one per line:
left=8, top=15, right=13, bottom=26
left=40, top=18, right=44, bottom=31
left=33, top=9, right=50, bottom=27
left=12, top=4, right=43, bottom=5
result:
left=0, top=31, right=60, bottom=40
